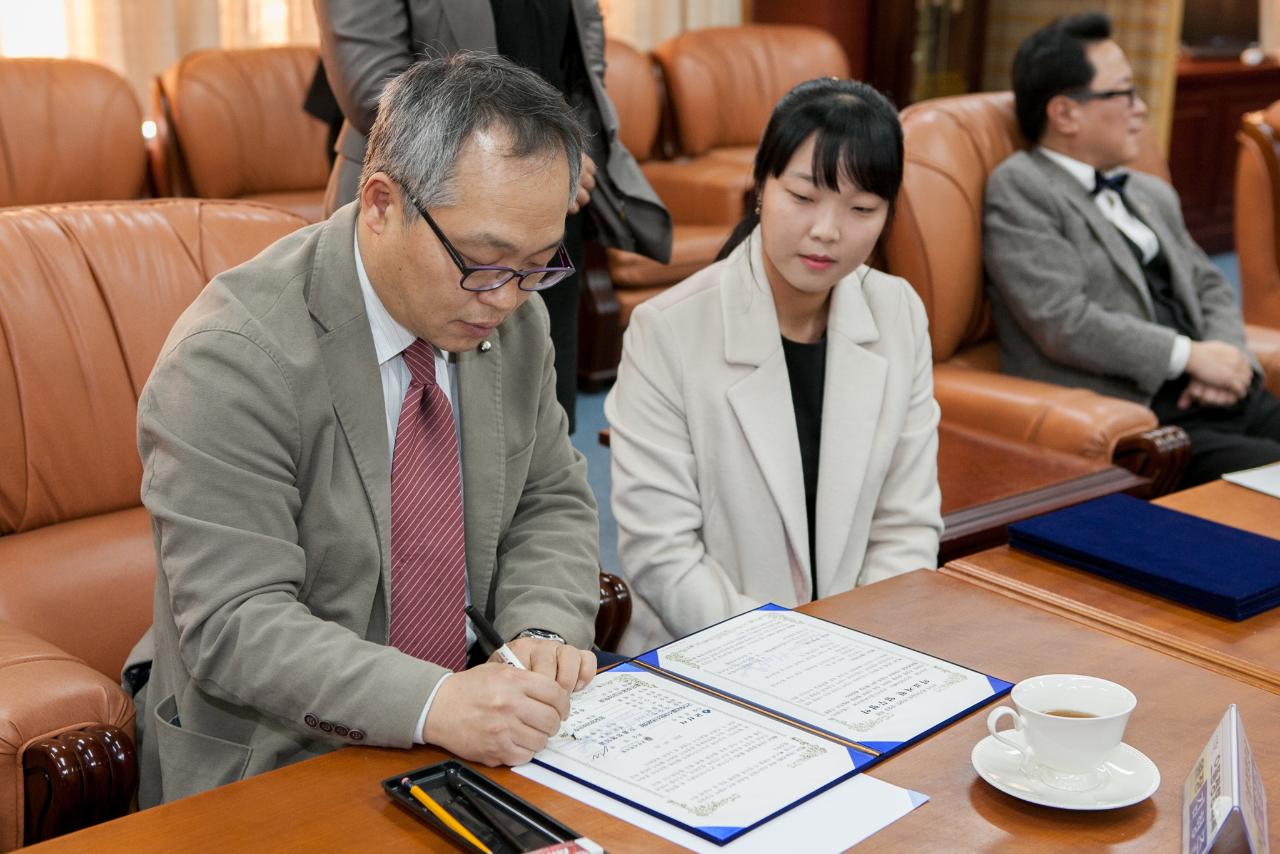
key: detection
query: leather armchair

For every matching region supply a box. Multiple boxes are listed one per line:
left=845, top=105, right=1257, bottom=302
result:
left=651, top=24, right=849, bottom=223
left=1, top=199, right=631, bottom=848
left=884, top=92, right=1195, bottom=495
left=578, top=39, right=732, bottom=389
left=0, top=199, right=307, bottom=850
left=1235, top=104, right=1280, bottom=390
left=0, top=58, right=147, bottom=206
left=148, top=47, right=330, bottom=223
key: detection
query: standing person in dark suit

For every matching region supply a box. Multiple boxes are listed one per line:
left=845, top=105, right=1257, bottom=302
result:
left=314, top=0, right=673, bottom=432
left=984, top=13, right=1280, bottom=486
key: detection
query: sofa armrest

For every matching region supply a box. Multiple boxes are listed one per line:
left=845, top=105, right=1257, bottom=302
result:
left=1246, top=323, right=1280, bottom=399
left=934, top=364, right=1157, bottom=458
left=0, top=621, right=135, bottom=849
left=934, top=364, right=1189, bottom=495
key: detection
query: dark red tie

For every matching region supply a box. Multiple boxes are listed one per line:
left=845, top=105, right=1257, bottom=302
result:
left=389, top=339, right=468, bottom=671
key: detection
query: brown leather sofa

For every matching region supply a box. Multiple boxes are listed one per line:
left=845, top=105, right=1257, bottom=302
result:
left=578, top=39, right=733, bottom=389
left=0, top=199, right=631, bottom=848
left=651, top=24, right=849, bottom=222
left=579, top=28, right=847, bottom=388
left=0, top=58, right=148, bottom=206
left=887, top=92, right=1280, bottom=494
left=0, top=199, right=307, bottom=849
left=1236, top=103, right=1280, bottom=328
left=149, top=47, right=330, bottom=222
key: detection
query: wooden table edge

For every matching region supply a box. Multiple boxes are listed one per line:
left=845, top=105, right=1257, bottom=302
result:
left=940, top=557, right=1280, bottom=695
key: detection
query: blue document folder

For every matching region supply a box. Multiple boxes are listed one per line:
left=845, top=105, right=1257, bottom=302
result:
left=1008, top=494, right=1280, bottom=621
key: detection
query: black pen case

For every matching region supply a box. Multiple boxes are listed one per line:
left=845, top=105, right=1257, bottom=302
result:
left=383, top=760, right=580, bottom=853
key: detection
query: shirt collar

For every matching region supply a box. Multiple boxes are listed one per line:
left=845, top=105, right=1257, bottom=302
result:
left=1037, top=145, right=1126, bottom=193
left=354, top=226, right=418, bottom=367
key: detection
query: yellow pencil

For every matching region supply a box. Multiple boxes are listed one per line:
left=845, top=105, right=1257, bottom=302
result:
left=401, top=777, right=493, bottom=854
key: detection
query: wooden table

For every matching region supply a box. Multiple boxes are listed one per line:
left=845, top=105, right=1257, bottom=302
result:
left=30, top=571, right=1280, bottom=851
left=944, top=480, right=1280, bottom=693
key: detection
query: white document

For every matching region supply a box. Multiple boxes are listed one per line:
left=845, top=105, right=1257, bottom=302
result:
left=1223, top=463, right=1280, bottom=500
left=642, top=605, right=1007, bottom=747
left=515, top=761, right=928, bottom=853
left=525, top=605, right=1006, bottom=846
left=532, top=664, right=870, bottom=843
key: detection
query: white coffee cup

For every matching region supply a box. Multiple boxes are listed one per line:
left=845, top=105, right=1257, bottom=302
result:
left=987, top=674, right=1136, bottom=791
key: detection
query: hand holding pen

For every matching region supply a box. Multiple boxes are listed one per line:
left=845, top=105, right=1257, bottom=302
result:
left=466, top=606, right=590, bottom=739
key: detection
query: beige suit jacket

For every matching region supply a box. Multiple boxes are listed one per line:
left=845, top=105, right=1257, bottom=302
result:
left=133, top=203, right=598, bottom=806
left=605, top=231, right=942, bottom=654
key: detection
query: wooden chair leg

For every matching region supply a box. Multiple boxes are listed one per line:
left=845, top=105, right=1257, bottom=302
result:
left=578, top=241, right=621, bottom=392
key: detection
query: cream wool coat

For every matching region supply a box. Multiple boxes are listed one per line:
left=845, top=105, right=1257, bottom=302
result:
left=606, top=230, right=942, bottom=654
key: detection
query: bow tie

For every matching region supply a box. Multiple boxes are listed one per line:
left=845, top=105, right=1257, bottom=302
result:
left=1092, top=170, right=1129, bottom=197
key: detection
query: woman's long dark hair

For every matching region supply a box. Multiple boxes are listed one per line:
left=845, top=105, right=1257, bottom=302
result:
left=716, top=78, right=903, bottom=261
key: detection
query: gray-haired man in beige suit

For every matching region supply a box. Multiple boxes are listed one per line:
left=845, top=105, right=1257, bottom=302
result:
left=130, top=54, right=600, bottom=806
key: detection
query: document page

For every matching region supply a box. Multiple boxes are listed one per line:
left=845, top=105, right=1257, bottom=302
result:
left=532, top=662, right=869, bottom=844
left=1223, top=462, right=1280, bottom=499
left=642, top=605, right=1009, bottom=748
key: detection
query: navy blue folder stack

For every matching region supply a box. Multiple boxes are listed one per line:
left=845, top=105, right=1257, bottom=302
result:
left=1008, top=494, right=1280, bottom=621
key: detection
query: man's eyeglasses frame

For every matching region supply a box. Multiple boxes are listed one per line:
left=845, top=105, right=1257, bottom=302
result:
left=396, top=181, right=574, bottom=293
left=1066, top=87, right=1138, bottom=109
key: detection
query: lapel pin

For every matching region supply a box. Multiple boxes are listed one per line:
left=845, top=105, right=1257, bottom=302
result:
left=479, top=340, right=492, bottom=353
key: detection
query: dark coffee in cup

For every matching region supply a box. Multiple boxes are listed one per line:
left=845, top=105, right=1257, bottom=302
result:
left=1043, top=709, right=1098, bottom=719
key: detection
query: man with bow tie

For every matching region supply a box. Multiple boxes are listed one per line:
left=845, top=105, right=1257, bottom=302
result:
left=984, top=12, right=1280, bottom=486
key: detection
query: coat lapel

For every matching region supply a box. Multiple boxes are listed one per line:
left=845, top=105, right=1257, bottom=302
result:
left=814, top=268, right=886, bottom=596
left=309, top=204, right=393, bottom=605
left=439, top=0, right=497, bottom=52
left=456, top=334, right=503, bottom=615
left=1032, top=151, right=1155, bottom=319
left=723, top=236, right=810, bottom=591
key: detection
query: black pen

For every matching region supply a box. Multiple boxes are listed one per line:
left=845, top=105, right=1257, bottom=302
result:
left=465, top=605, right=526, bottom=669
left=446, top=767, right=525, bottom=852
left=465, top=606, right=578, bottom=739
left=450, top=770, right=564, bottom=845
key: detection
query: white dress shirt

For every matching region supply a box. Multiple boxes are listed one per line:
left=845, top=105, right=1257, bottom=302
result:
left=1037, top=146, right=1190, bottom=378
left=353, top=228, right=471, bottom=743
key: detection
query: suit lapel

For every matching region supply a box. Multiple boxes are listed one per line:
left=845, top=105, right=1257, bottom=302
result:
left=439, top=0, right=497, bottom=52
left=456, top=335, right=503, bottom=615
left=723, top=236, right=810, bottom=588
left=1032, top=151, right=1154, bottom=318
left=814, top=268, right=885, bottom=595
left=1123, top=184, right=1207, bottom=334
left=310, top=204, right=393, bottom=604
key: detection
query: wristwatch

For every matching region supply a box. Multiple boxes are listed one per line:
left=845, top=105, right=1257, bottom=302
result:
left=516, top=628, right=566, bottom=644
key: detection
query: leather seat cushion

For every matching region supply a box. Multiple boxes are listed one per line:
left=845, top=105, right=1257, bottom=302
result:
left=0, top=507, right=155, bottom=681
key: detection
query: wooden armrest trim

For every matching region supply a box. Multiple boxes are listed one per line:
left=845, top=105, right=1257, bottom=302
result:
left=23, top=725, right=137, bottom=846
left=595, top=571, right=632, bottom=653
left=1111, top=425, right=1191, bottom=497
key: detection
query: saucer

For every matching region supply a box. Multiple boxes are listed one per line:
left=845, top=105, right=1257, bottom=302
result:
left=971, top=731, right=1160, bottom=810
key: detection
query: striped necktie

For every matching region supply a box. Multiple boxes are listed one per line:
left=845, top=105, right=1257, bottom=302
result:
left=388, top=339, right=468, bottom=671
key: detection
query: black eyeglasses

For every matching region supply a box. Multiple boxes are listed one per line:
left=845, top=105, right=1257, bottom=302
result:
left=395, top=181, right=574, bottom=292
left=1067, top=87, right=1138, bottom=108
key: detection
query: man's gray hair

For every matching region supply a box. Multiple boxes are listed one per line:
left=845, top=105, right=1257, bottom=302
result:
left=361, top=52, right=585, bottom=218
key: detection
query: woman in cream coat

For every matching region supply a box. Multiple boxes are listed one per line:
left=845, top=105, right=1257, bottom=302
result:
left=605, top=78, right=942, bottom=654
